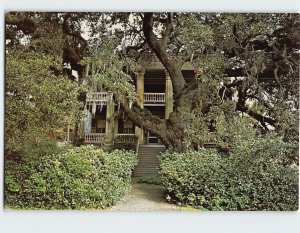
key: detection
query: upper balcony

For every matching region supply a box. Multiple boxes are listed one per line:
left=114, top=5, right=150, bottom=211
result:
left=143, top=93, right=165, bottom=106
left=86, top=92, right=168, bottom=106
left=86, top=92, right=108, bottom=105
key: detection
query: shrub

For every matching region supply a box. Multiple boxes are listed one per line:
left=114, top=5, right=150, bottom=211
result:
left=5, top=143, right=138, bottom=209
left=158, top=134, right=298, bottom=210
left=113, top=142, right=137, bottom=152
left=5, top=140, right=65, bottom=206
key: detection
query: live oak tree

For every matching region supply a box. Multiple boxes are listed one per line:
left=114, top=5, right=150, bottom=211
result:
left=5, top=13, right=84, bottom=153
left=5, top=12, right=299, bottom=151
left=85, top=13, right=299, bottom=150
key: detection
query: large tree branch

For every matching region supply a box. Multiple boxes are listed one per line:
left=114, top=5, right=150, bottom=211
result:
left=126, top=41, right=147, bottom=52
left=6, top=12, right=38, bottom=35
left=119, top=99, right=185, bottom=149
left=118, top=100, right=174, bottom=145
left=142, top=13, right=186, bottom=96
left=114, top=93, right=164, bottom=133
left=121, top=103, right=163, bottom=132
left=235, top=79, right=276, bottom=126
left=62, top=15, right=88, bottom=55
left=236, top=103, right=276, bottom=126
left=161, top=13, right=173, bottom=48
left=181, top=53, right=202, bottom=63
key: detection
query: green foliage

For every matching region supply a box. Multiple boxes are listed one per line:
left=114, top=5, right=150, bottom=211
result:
left=271, top=102, right=299, bottom=143
left=179, top=77, right=222, bottom=146
left=180, top=106, right=211, bottom=145
left=5, top=173, right=21, bottom=193
left=158, top=134, right=298, bottom=210
left=30, top=22, right=65, bottom=65
left=113, top=142, right=137, bottom=152
left=83, top=37, right=137, bottom=104
left=194, top=52, right=229, bottom=79
left=178, top=15, right=214, bottom=53
left=215, top=112, right=259, bottom=151
left=5, top=48, right=82, bottom=153
left=5, top=144, right=138, bottom=209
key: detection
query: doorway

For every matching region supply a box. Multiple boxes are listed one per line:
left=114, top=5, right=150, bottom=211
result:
left=146, top=131, right=161, bottom=144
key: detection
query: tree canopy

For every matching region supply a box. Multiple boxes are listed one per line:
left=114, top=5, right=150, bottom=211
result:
left=5, top=12, right=299, bottom=151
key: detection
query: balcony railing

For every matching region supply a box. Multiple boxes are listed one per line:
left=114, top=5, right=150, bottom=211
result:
left=86, top=92, right=108, bottom=104
left=86, top=92, right=167, bottom=105
left=85, top=133, right=105, bottom=144
left=144, top=93, right=165, bottom=103
left=85, top=133, right=138, bottom=145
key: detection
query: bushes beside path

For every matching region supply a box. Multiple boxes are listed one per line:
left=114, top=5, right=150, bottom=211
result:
left=158, top=134, right=298, bottom=211
left=5, top=142, right=138, bottom=210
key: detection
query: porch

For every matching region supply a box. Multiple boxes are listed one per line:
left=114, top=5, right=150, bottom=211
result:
left=84, top=133, right=137, bottom=145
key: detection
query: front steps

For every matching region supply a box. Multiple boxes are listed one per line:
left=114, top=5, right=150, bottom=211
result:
left=133, top=144, right=166, bottom=177
left=133, top=143, right=217, bottom=177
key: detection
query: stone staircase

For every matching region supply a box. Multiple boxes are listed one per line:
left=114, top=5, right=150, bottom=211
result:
left=133, top=144, right=166, bottom=177
left=203, top=142, right=218, bottom=149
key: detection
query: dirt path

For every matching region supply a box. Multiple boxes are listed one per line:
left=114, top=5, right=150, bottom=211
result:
left=110, top=179, right=178, bottom=211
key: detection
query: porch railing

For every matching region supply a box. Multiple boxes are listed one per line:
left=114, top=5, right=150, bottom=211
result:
left=144, top=93, right=165, bottom=103
left=85, top=133, right=138, bottom=145
left=84, top=133, right=105, bottom=144
left=86, top=92, right=108, bottom=103
left=114, top=134, right=138, bottom=144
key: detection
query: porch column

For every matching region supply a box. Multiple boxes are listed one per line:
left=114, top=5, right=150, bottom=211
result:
left=84, top=109, right=92, bottom=134
left=76, top=119, right=85, bottom=143
left=135, top=68, right=145, bottom=143
left=165, top=71, right=173, bottom=119
left=105, top=93, right=115, bottom=145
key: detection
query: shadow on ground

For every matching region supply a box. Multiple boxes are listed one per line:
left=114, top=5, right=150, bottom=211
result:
left=110, top=179, right=178, bottom=211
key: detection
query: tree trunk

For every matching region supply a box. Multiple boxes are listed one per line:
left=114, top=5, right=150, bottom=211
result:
left=120, top=101, right=186, bottom=151
left=143, top=13, right=187, bottom=107
left=137, top=13, right=193, bottom=150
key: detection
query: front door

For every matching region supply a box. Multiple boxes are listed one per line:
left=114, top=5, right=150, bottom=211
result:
left=146, top=131, right=160, bottom=144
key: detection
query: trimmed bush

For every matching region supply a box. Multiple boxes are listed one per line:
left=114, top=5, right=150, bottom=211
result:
left=158, top=134, right=298, bottom=210
left=113, top=142, right=137, bottom=152
left=5, top=143, right=138, bottom=209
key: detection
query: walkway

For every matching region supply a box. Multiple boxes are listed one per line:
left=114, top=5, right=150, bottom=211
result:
left=110, top=179, right=178, bottom=211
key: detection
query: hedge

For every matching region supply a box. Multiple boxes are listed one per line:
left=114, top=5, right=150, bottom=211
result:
left=5, top=142, right=138, bottom=210
left=158, top=135, right=298, bottom=210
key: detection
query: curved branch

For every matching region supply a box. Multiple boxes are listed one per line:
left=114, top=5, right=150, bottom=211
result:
left=142, top=13, right=186, bottom=96
left=119, top=101, right=169, bottom=143
left=161, top=13, right=173, bottom=48
left=126, top=40, right=147, bottom=52
left=117, top=95, right=184, bottom=149
left=6, top=12, right=38, bottom=35
left=236, top=103, right=276, bottom=126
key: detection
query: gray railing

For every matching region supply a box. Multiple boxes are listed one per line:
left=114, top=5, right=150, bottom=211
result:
left=144, top=93, right=165, bottom=103
left=86, top=92, right=108, bottom=104
left=84, top=133, right=105, bottom=144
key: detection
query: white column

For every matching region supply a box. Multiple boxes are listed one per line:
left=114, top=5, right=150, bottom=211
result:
left=84, top=109, right=92, bottom=134
left=165, top=71, right=173, bottom=119
left=135, top=68, right=145, bottom=143
left=105, top=93, right=115, bottom=145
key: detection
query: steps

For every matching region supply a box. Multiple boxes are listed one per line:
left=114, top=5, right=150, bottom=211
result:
left=203, top=142, right=218, bottom=149
left=133, top=144, right=166, bottom=177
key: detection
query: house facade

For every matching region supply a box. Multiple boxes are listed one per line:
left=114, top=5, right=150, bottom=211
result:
left=83, top=60, right=196, bottom=147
